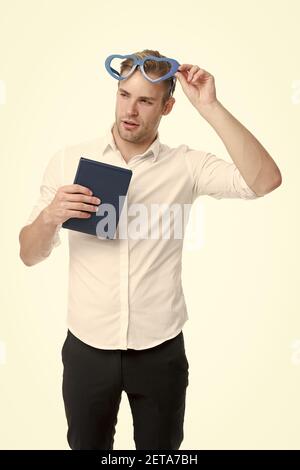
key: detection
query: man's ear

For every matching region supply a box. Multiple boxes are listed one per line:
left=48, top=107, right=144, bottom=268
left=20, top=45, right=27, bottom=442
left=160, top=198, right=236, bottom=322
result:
left=162, top=96, right=175, bottom=115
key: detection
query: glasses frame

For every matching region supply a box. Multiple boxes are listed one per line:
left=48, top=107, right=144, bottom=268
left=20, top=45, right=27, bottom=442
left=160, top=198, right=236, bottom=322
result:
left=104, top=53, right=180, bottom=96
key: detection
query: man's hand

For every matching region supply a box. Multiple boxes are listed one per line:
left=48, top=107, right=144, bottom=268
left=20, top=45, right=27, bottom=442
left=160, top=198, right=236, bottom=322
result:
left=175, top=64, right=217, bottom=109
left=43, top=184, right=101, bottom=226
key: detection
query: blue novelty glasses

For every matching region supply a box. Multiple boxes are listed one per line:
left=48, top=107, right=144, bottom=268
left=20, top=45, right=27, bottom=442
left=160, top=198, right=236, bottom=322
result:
left=105, top=54, right=180, bottom=96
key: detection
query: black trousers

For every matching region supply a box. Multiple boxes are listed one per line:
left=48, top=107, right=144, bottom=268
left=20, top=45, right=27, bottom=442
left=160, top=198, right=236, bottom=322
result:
left=61, top=329, right=189, bottom=450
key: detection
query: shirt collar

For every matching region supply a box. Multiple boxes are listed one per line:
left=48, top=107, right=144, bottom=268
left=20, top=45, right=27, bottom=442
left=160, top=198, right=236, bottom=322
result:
left=101, top=121, right=160, bottom=163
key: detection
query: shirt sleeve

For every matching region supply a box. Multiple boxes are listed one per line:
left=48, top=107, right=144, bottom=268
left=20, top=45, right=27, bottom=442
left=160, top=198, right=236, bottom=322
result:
left=23, top=148, right=64, bottom=248
left=184, top=147, right=264, bottom=201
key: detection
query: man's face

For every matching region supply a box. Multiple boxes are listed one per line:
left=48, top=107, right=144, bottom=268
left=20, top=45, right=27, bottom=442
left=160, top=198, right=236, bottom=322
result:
left=115, top=69, right=174, bottom=143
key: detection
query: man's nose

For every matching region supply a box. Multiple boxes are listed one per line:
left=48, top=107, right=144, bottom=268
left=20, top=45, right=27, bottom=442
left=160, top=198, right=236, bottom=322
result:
left=127, top=100, right=138, bottom=115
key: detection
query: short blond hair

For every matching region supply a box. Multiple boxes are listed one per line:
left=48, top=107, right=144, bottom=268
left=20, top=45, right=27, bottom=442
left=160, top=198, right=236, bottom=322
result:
left=118, top=49, right=176, bottom=106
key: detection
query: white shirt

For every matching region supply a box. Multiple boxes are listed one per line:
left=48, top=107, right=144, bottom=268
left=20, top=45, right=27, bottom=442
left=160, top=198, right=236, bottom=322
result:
left=24, top=121, right=263, bottom=350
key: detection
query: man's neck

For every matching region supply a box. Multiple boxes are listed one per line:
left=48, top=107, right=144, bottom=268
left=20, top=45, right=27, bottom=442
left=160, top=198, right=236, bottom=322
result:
left=112, top=123, right=157, bottom=163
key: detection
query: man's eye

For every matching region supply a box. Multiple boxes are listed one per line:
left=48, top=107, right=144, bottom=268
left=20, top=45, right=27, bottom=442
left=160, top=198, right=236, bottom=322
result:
left=120, top=93, right=151, bottom=104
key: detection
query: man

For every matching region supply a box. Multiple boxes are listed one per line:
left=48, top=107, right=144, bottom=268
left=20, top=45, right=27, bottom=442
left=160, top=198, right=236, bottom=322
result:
left=19, top=49, right=282, bottom=450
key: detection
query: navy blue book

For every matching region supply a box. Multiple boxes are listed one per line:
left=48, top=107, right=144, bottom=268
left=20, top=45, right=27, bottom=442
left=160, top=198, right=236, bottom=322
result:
left=62, top=157, right=133, bottom=239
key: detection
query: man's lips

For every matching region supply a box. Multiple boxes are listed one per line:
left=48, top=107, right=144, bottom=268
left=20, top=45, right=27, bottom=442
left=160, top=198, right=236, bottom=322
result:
left=122, top=120, right=139, bottom=126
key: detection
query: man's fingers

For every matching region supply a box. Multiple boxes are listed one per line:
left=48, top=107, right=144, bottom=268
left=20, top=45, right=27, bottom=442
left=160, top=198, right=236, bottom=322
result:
left=177, top=64, right=202, bottom=82
left=65, top=201, right=99, bottom=212
left=190, top=69, right=205, bottom=82
left=178, top=64, right=194, bottom=71
left=67, top=210, right=92, bottom=219
left=61, top=184, right=93, bottom=195
left=64, top=193, right=101, bottom=204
